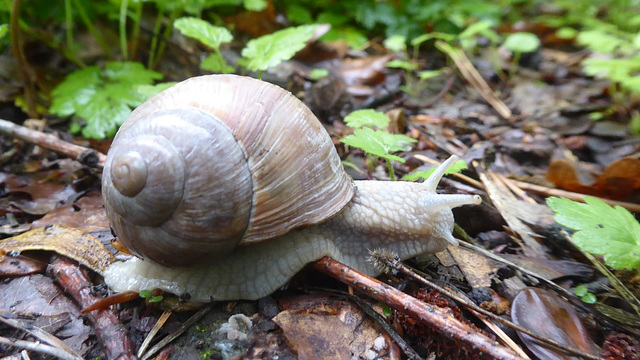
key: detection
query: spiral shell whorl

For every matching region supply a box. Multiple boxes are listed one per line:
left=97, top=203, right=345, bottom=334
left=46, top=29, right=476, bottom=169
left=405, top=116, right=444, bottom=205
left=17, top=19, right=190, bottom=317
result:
left=120, top=75, right=355, bottom=245
left=103, top=108, right=253, bottom=266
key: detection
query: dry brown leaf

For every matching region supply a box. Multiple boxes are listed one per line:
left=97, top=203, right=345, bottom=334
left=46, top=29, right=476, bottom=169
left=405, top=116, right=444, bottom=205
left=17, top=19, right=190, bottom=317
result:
left=512, top=288, right=600, bottom=360
left=273, top=296, right=389, bottom=360
left=0, top=275, right=91, bottom=354
left=546, top=157, right=640, bottom=200
left=0, top=224, right=115, bottom=275
left=447, top=245, right=499, bottom=288
left=0, top=254, right=47, bottom=276
left=32, top=191, right=110, bottom=231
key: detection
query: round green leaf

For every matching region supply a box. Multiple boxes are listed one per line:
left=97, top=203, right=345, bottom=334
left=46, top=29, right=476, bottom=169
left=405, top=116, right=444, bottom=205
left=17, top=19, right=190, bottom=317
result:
left=503, top=32, right=540, bottom=53
left=174, top=17, right=233, bottom=50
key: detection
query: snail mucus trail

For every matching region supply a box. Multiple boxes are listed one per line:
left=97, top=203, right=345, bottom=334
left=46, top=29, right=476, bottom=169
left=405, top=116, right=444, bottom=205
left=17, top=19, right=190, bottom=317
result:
left=101, top=74, right=482, bottom=302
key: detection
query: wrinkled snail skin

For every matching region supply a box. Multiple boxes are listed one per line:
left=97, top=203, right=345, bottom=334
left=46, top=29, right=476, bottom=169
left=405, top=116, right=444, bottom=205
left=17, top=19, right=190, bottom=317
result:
left=101, top=74, right=482, bottom=301
left=104, top=156, right=481, bottom=302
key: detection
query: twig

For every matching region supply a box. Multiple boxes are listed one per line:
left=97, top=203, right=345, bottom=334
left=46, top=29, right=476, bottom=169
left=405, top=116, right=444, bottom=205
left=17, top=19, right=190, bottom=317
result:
left=457, top=240, right=576, bottom=299
left=140, top=307, right=210, bottom=360
left=137, top=310, right=172, bottom=358
left=50, top=257, right=134, bottom=360
left=0, top=312, right=81, bottom=359
left=334, top=291, right=424, bottom=360
left=510, top=179, right=640, bottom=213
left=0, top=336, right=81, bottom=360
left=422, top=75, right=457, bottom=108
left=436, top=40, right=512, bottom=120
left=0, top=119, right=106, bottom=168
left=369, top=250, right=605, bottom=360
left=313, top=256, right=527, bottom=360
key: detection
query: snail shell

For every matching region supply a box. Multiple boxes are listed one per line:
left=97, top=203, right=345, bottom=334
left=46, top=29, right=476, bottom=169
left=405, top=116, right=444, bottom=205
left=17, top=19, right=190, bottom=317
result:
left=102, top=75, right=354, bottom=267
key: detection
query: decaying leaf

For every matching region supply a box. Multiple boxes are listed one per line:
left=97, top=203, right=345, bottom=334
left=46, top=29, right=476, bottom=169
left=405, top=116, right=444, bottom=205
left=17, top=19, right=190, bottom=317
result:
left=0, top=224, right=115, bottom=275
left=273, top=295, right=389, bottom=360
left=32, top=191, right=110, bottom=232
left=511, top=287, right=600, bottom=359
left=546, top=157, right=640, bottom=200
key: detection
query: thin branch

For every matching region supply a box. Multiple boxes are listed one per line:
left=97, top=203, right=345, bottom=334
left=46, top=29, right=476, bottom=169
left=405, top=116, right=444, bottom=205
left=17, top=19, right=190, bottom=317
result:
left=369, top=250, right=605, bottom=360
left=0, top=119, right=106, bottom=168
left=313, top=256, right=527, bottom=360
left=0, top=336, right=82, bottom=360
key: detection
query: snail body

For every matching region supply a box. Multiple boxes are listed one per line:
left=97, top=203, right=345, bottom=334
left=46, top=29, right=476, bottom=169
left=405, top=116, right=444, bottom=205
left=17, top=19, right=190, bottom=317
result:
left=102, top=75, right=481, bottom=301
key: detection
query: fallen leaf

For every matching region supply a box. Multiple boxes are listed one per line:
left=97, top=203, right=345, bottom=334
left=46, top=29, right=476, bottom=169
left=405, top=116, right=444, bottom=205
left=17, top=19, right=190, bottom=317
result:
left=447, top=245, right=499, bottom=288
left=511, top=287, right=599, bottom=360
left=32, top=191, right=110, bottom=231
left=546, top=157, right=640, bottom=200
left=0, top=224, right=116, bottom=274
left=0, top=275, right=91, bottom=354
left=0, top=254, right=47, bottom=276
left=273, top=295, right=388, bottom=360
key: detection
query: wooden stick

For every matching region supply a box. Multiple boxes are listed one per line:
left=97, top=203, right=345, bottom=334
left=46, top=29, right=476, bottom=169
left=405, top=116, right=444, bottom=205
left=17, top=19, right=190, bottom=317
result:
left=50, top=257, right=134, bottom=360
left=0, top=119, right=106, bottom=168
left=314, top=256, right=527, bottom=360
left=510, top=179, right=640, bottom=213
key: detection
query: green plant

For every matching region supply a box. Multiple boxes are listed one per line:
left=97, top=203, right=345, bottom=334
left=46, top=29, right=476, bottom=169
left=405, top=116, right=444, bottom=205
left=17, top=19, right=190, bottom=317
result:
left=341, top=109, right=416, bottom=180
left=402, top=159, right=467, bottom=180
left=547, top=196, right=640, bottom=273
left=139, top=289, right=164, bottom=303
left=574, top=285, right=597, bottom=304
left=384, top=35, right=449, bottom=96
left=309, top=68, right=329, bottom=79
left=239, top=24, right=318, bottom=78
left=174, top=16, right=234, bottom=73
left=502, top=32, right=540, bottom=77
left=49, top=61, right=163, bottom=139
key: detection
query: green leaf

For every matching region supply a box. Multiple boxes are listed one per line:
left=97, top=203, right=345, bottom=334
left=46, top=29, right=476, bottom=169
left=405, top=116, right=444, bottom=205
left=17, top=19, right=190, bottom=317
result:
left=286, top=4, right=313, bottom=25
left=384, top=35, right=407, bottom=52
left=241, top=25, right=318, bottom=72
left=574, top=285, right=588, bottom=297
left=343, top=109, right=390, bottom=129
left=174, top=17, right=233, bottom=50
left=341, top=127, right=416, bottom=163
left=547, top=196, right=640, bottom=272
left=410, top=32, right=455, bottom=47
left=135, top=82, right=177, bottom=101
left=50, top=61, right=162, bottom=139
left=458, top=20, right=498, bottom=42
left=503, top=32, right=540, bottom=53
left=577, top=30, right=626, bottom=54
left=0, top=24, right=8, bottom=39
left=321, top=26, right=368, bottom=49
left=148, top=295, right=164, bottom=303
left=418, top=68, right=446, bottom=80
left=402, top=160, right=467, bottom=180
left=139, top=290, right=153, bottom=298
left=201, top=53, right=235, bottom=73
left=309, top=68, right=329, bottom=80
left=386, top=59, right=417, bottom=71
left=581, top=293, right=597, bottom=304
left=556, top=27, right=578, bottom=39
left=621, top=76, right=640, bottom=93
left=243, top=0, right=266, bottom=11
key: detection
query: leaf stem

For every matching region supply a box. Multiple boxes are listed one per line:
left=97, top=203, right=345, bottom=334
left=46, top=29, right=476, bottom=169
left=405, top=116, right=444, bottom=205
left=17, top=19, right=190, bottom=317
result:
left=119, top=0, right=129, bottom=60
left=71, top=0, right=112, bottom=58
left=387, top=160, right=396, bottom=181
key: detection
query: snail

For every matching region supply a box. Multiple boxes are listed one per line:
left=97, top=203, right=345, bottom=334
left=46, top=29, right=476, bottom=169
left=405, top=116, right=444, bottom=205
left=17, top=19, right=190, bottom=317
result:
left=102, top=74, right=481, bottom=302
